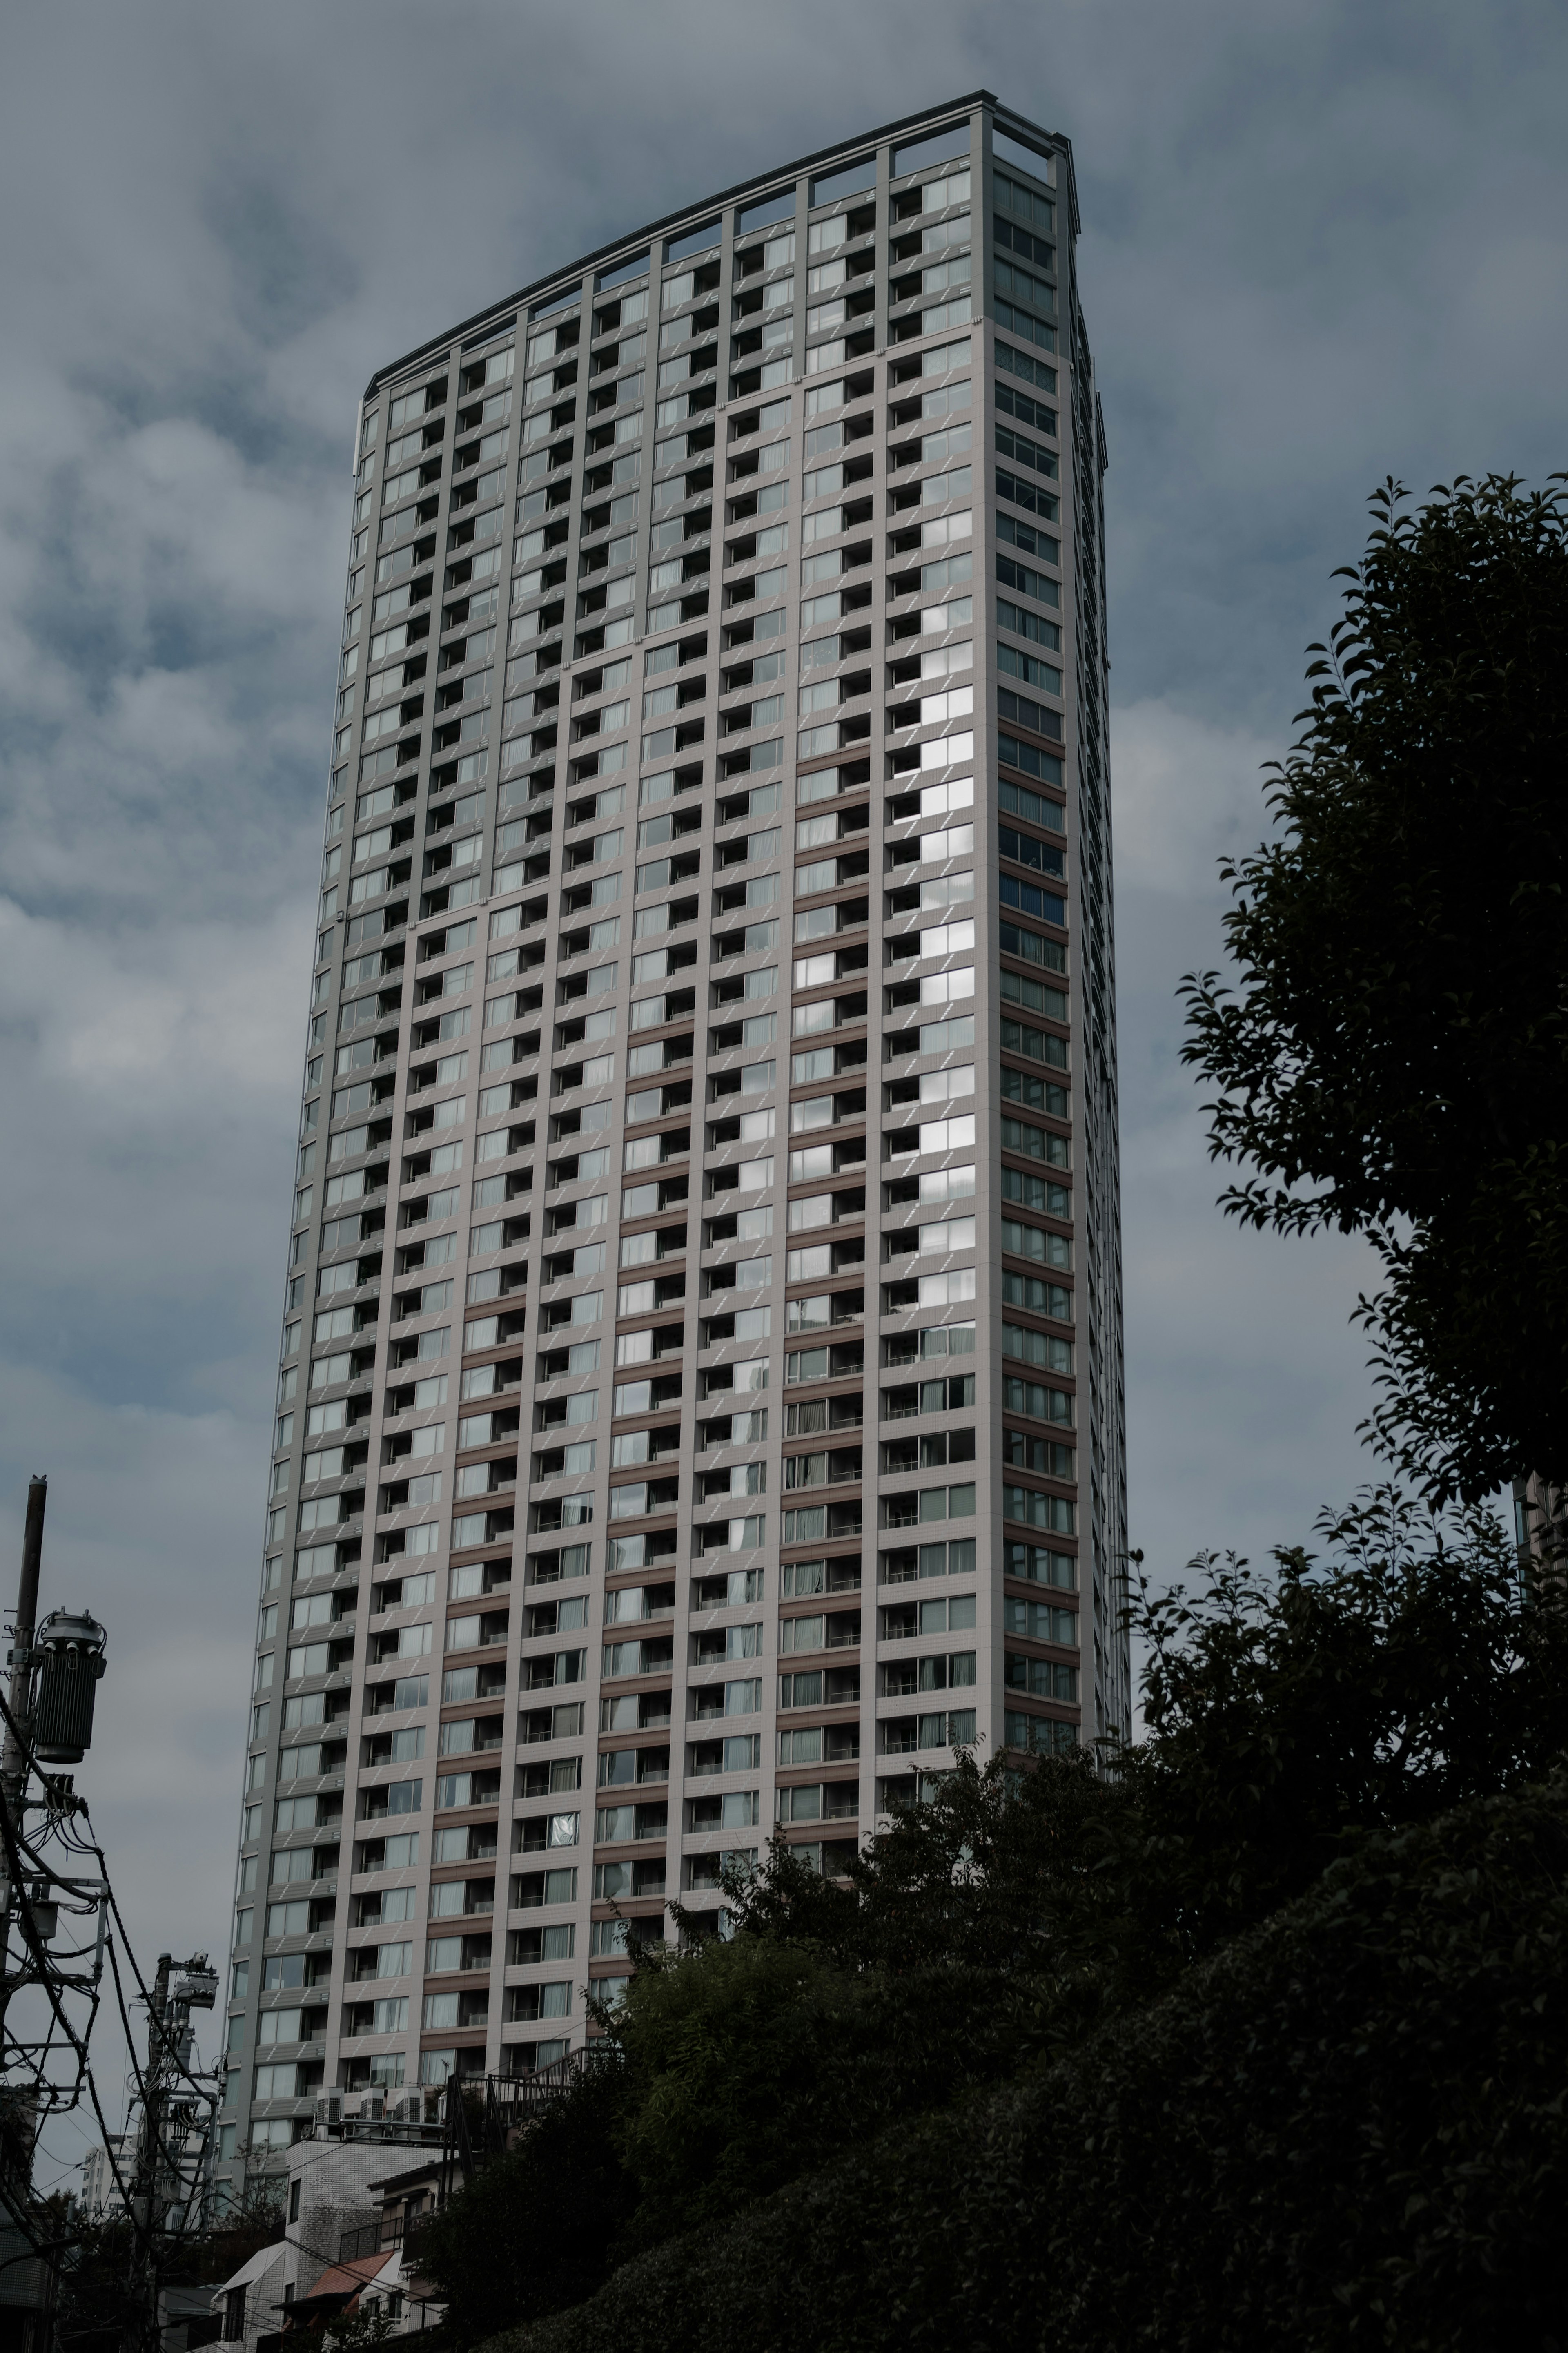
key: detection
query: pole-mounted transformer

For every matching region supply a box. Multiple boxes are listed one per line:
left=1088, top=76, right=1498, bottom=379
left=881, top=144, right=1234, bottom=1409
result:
left=31, top=1610, right=108, bottom=1763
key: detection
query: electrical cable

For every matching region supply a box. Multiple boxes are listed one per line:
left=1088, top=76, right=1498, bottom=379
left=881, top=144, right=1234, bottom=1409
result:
left=0, top=1765, right=92, bottom=2079
left=0, top=1821, right=114, bottom=2266
left=0, top=1694, right=158, bottom=2067
left=0, top=1615, right=229, bottom=2345
left=92, top=1895, right=227, bottom=2261
left=57, top=1804, right=218, bottom=2124
left=0, top=1696, right=146, bottom=2273
left=101, top=1937, right=150, bottom=2113
left=83, top=1808, right=222, bottom=2109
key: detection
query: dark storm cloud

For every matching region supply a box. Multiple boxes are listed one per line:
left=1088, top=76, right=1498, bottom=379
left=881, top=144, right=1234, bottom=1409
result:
left=1, top=0, right=1561, bottom=2135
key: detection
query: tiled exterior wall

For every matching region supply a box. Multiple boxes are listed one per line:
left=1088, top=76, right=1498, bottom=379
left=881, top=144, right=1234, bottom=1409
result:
left=219, top=92, right=1127, bottom=2198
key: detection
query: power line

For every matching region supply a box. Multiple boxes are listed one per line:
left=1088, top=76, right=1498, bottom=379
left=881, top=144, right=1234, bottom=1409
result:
left=101, top=1939, right=150, bottom=2115
left=0, top=1477, right=229, bottom=2353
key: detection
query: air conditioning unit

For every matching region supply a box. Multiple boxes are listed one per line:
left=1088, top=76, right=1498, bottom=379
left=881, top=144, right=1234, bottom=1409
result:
left=315, top=2094, right=344, bottom=2127
left=358, top=2094, right=386, bottom=2122
left=390, top=2094, right=422, bottom=2123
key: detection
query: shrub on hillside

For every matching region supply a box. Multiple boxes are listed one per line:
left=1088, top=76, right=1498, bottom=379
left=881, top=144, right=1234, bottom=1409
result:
left=414, top=2062, right=634, bottom=2344
left=493, top=1777, right=1568, bottom=2353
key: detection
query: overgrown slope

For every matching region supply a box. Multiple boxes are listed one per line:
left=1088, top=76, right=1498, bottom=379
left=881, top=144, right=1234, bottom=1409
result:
left=492, top=1778, right=1568, bottom=2353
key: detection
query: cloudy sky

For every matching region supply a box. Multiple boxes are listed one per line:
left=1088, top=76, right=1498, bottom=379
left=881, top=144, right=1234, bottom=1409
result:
left=3, top=0, right=1563, bottom=2163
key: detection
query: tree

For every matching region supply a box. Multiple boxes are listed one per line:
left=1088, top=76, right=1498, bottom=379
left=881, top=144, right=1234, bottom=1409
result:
left=610, top=1747, right=1138, bottom=2250
left=497, top=1776, right=1568, bottom=2353
left=1123, top=1486, right=1568, bottom=1956
left=424, top=1492, right=1568, bottom=2345
left=414, top=2056, right=635, bottom=2342
left=323, top=2297, right=396, bottom=2353
left=1179, top=474, right=1568, bottom=1503
left=52, top=2183, right=285, bottom=2353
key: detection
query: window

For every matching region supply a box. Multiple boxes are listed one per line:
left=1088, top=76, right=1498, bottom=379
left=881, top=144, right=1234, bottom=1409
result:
left=1000, top=1269, right=1070, bottom=1319
left=1004, top=1486, right=1075, bottom=1535
left=1002, top=1374, right=1073, bottom=1425
left=995, top=560, right=1060, bottom=617
left=880, top=1650, right=974, bottom=1694
left=878, top=1430, right=974, bottom=1476
left=1004, top=1652, right=1078, bottom=1701
left=688, top=1789, right=760, bottom=1830
left=1000, top=1113, right=1068, bottom=1165
left=1003, top=1595, right=1077, bottom=1645
left=993, top=298, right=1056, bottom=355
left=879, top=1482, right=974, bottom=1528
left=996, top=473, right=1058, bottom=531
left=898, top=1210, right=974, bottom=1260
left=514, top=1867, right=578, bottom=1907
left=997, top=602, right=1060, bottom=663
left=1004, top=1710, right=1075, bottom=1755
left=1000, top=1215, right=1069, bottom=1267
left=882, top=1590, right=976, bottom=1638
left=879, top=1320, right=976, bottom=1368
left=993, top=166, right=1055, bottom=231
left=879, top=1538, right=976, bottom=1585
left=995, top=342, right=1058, bottom=404
left=997, top=641, right=1062, bottom=698
left=507, top=1980, right=573, bottom=2020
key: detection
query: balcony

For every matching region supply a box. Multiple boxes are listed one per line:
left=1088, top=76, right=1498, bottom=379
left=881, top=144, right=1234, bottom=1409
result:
left=339, top=2221, right=408, bottom=2263
left=784, top=1447, right=862, bottom=1490
left=785, top=1290, right=864, bottom=1334
left=778, top=1608, right=861, bottom=1655
left=783, top=1395, right=863, bottom=1436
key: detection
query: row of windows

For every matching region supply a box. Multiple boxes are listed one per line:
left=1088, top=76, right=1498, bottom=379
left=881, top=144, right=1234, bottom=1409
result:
left=263, top=386, right=1081, bottom=1807
left=232, top=267, right=1100, bottom=2146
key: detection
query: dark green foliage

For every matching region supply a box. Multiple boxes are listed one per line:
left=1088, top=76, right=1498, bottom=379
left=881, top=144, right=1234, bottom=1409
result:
left=414, top=2062, right=634, bottom=2344
left=169, top=2186, right=287, bottom=2285
left=323, top=2297, right=398, bottom=2353
left=611, top=1746, right=1137, bottom=2249
left=51, top=2187, right=285, bottom=2353
left=717, top=1724, right=1131, bottom=1989
left=494, top=1778, right=1568, bottom=2353
left=1180, top=474, right=1568, bottom=1502
left=428, top=1494, right=1568, bottom=2346
left=1124, top=1488, right=1568, bottom=1956
left=609, top=1934, right=874, bottom=2245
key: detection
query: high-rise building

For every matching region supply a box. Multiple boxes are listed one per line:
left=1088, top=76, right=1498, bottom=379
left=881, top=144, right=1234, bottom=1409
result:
left=78, top=2134, right=133, bottom=2220
left=218, top=90, right=1127, bottom=2199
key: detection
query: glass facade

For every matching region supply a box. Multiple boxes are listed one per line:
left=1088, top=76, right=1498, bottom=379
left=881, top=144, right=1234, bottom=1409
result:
left=219, top=93, right=1127, bottom=2195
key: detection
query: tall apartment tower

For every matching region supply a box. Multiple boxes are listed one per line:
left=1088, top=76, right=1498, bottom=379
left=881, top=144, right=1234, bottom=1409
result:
left=218, top=91, right=1127, bottom=2197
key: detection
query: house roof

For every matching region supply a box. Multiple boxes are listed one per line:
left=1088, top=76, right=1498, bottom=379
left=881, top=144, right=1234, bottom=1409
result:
left=290, top=2253, right=396, bottom=2317
left=212, top=2244, right=286, bottom=2303
left=366, top=2159, right=441, bottom=2196
left=360, top=2250, right=412, bottom=2299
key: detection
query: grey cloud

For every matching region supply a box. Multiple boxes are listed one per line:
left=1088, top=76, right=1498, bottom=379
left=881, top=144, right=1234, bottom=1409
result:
left=1, top=0, right=1561, bottom=2152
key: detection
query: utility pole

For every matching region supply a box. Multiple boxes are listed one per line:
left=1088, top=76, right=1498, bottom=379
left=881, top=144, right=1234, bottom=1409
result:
left=0, top=1476, right=48, bottom=2041
left=125, top=1951, right=220, bottom=2353
left=0, top=1478, right=124, bottom=2353
left=0, top=1478, right=51, bottom=2352
left=123, top=1952, right=170, bottom=2353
